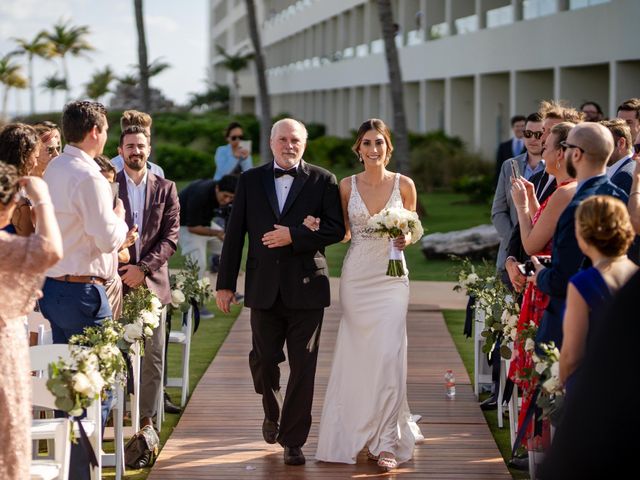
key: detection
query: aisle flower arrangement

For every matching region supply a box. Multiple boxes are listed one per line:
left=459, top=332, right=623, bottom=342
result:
left=532, top=342, right=565, bottom=423
left=367, top=207, right=424, bottom=277
left=169, top=256, right=214, bottom=313
left=453, top=257, right=520, bottom=359
left=120, top=286, right=162, bottom=353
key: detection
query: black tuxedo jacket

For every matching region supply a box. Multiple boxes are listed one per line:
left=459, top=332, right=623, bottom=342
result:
left=536, top=175, right=628, bottom=347
left=216, top=160, right=345, bottom=310
left=117, top=170, right=180, bottom=305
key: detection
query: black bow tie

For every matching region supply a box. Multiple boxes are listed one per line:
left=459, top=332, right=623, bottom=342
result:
left=274, top=167, right=297, bottom=178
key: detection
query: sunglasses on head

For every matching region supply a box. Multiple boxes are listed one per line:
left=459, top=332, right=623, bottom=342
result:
left=229, top=135, right=244, bottom=141
left=560, top=140, right=586, bottom=154
left=523, top=130, right=543, bottom=139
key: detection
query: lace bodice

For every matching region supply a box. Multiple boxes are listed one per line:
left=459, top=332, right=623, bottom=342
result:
left=348, top=173, right=403, bottom=244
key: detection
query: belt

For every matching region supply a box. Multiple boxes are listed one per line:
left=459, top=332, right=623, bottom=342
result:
left=52, top=275, right=107, bottom=285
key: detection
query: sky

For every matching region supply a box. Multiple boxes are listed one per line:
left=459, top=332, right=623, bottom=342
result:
left=0, top=0, right=208, bottom=116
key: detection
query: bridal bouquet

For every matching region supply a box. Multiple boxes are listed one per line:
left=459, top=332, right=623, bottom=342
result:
left=367, top=207, right=424, bottom=277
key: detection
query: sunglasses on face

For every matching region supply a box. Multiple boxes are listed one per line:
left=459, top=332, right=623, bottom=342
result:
left=47, top=145, right=60, bottom=156
left=523, top=130, right=543, bottom=139
left=229, top=135, right=244, bottom=141
left=560, top=141, right=586, bottom=154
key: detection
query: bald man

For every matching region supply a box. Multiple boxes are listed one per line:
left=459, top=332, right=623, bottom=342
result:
left=529, top=123, right=628, bottom=347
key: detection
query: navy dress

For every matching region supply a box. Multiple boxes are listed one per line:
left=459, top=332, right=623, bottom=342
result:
left=565, top=267, right=611, bottom=393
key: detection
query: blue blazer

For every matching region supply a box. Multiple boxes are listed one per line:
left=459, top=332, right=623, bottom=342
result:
left=610, top=156, right=635, bottom=195
left=535, top=175, right=628, bottom=347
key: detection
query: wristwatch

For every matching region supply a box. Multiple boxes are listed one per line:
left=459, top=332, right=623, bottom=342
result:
left=138, top=262, right=151, bottom=276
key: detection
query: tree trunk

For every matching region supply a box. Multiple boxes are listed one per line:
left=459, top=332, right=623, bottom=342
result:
left=28, top=53, right=35, bottom=115
left=1, top=87, right=9, bottom=120
left=50, top=91, right=54, bottom=112
left=245, top=0, right=272, bottom=164
left=376, top=0, right=409, bottom=175
left=62, top=56, right=70, bottom=102
left=134, top=0, right=151, bottom=113
left=233, top=73, right=241, bottom=114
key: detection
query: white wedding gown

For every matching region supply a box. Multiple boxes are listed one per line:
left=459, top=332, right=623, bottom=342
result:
left=315, top=174, right=422, bottom=465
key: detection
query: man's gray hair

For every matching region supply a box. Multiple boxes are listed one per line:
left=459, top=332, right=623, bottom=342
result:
left=270, top=118, right=308, bottom=142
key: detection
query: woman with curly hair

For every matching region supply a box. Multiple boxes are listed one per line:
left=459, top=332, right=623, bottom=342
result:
left=0, top=123, right=41, bottom=235
left=560, top=195, right=638, bottom=392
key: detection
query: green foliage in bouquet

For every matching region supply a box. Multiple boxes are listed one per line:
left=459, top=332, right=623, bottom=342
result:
left=121, top=286, right=163, bottom=354
left=533, top=342, right=565, bottom=424
left=169, top=256, right=213, bottom=313
left=69, top=318, right=127, bottom=389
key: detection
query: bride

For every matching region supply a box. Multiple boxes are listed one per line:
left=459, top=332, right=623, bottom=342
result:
left=313, top=118, right=422, bottom=470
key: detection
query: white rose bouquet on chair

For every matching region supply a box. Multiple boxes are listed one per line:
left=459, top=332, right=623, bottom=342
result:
left=367, top=207, right=424, bottom=277
left=121, top=287, right=162, bottom=354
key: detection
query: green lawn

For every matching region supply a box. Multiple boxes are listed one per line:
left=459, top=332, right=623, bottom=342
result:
left=442, top=310, right=528, bottom=480
left=102, top=300, right=242, bottom=479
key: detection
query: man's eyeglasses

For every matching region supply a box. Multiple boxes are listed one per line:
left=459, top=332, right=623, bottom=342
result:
left=523, top=130, right=543, bottom=139
left=229, top=135, right=244, bottom=141
left=560, top=141, right=586, bottom=154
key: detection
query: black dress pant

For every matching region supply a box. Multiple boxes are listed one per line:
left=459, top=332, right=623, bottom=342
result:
left=249, top=293, right=323, bottom=448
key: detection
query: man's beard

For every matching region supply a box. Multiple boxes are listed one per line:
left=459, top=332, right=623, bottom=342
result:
left=566, top=155, right=576, bottom=178
left=125, top=155, right=146, bottom=171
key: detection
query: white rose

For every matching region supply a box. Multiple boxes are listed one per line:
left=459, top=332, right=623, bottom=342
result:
left=144, top=326, right=153, bottom=337
left=200, top=277, right=210, bottom=288
left=467, top=273, right=479, bottom=284
left=72, top=372, right=93, bottom=396
left=508, top=315, right=518, bottom=329
left=87, top=369, right=105, bottom=394
left=524, top=338, right=535, bottom=352
left=99, top=344, right=120, bottom=361
left=149, top=296, right=162, bottom=316
left=534, top=361, right=546, bottom=374
left=171, top=289, right=186, bottom=308
left=542, top=377, right=560, bottom=393
left=140, top=310, right=159, bottom=329
left=123, top=322, right=143, bottom=343
left=550, top=361, right=560, bottom=379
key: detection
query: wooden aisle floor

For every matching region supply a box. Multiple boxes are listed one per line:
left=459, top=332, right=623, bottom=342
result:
left=148, top=301, right=511, bottom=480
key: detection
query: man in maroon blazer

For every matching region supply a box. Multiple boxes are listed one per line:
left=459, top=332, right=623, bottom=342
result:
left=116, top=125, right=180, bottom=428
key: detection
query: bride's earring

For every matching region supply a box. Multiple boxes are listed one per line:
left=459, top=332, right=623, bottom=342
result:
left=358, top=153, right=364, bottom=164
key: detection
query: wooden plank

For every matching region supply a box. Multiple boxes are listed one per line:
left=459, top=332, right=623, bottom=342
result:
left=149, top=303, right=511, bottom=479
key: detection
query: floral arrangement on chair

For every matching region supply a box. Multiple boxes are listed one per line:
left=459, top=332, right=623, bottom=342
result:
left=453, top=257, right=520, bottom=359
left=532, top=342, right=565, bottom=423
left=119, top=286, right=162, bottom=354
left=169, top=256, right=214, bottom=314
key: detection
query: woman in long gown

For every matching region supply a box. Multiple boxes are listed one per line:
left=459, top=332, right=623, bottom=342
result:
left=508, top=122, right=576, bottom=446
left=315, top=119, right=422, bottom=470
left=0, top=163, right=63, bottom=480
left=560, top=195, right=637, bottom=394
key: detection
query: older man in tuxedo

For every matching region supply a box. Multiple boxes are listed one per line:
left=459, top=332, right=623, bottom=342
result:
left=116, top=125, right=180, bottom=434
left=216, top=118, right=345, bottom=466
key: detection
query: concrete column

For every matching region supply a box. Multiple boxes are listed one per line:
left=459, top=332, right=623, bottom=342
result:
left=512, top=0, right=523, bottom=21
left=444, top=77, right=452, bottom=134
left=509, top=70, right=517, bottom=118
left=363, top=85, right=371, bottom=120
left=419, top=80, right=427, bottom=133
left=553, top=66, right=561, bottom=101
left=475, top=0, right=486, bottom=30
left=445, top=0, right=454, bottom=36
left=609, top=61, right=618, bottom=119
left=556, top=0, right=569, bottom=12
left=379, top=84, right=388, bottom=123
left=349, top=87, right=358, bottom=130
left=419, top=0, right=428, bottom=39
left=396, top=0, right=406, bottom=45
left=474, top=74, right=482, bottom=152
left=363, top=1, right=372, bottom=43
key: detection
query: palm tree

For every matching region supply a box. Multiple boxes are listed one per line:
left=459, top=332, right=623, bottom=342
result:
left=11, top=32, right=54, bottom=114
left=133, top=0, right=151, bottom=112
left=245, top=0, right=272, bottom=163
left=85, top=66, right=116, bottom=101
left=44, top=20, right=94, bottom=102
left=215, top=45, right=254, bottom=114
left=376, top=0, right=409, bottom=174
left=40, top=74, right=68, bottom=111
left=0, top=55, right=27, bottom=119
left=188, top=83, right=230, bottom=111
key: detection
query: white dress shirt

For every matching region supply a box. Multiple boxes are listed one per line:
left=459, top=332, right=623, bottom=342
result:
left=44, top=145, right=128, bottom=279
left=123, top=169, right=147, bottom=261
left=274, top=162, right=299, bottom=212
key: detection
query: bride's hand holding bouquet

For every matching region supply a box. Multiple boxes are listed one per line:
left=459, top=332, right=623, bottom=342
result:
left=367, top=207, right=424, bottom=277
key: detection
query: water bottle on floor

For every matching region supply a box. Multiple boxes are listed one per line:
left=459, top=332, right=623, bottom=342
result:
left=444, top=369, right=456, bottom=399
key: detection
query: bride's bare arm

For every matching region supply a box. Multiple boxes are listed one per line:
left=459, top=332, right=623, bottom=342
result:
left=339, top=177, right=351, bottom=242
left=399, top=175, right=417, bottom=211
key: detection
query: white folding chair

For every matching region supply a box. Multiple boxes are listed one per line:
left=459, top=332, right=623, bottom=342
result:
left=473, top=308, right=493, bottom=398
left=166, top=306, right=193, bottom=408
left=30, top=344, right=102, bottom=480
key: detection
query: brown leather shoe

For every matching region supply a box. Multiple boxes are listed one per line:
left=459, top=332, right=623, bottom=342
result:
left=283, top=446, right=305, bottom=466
left=262, top=418, right=279, bottom=444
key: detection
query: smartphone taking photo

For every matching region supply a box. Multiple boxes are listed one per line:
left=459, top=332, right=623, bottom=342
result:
left=510, top=158, right=521, bottom=179
left=239, top=140, right=252, bottom=156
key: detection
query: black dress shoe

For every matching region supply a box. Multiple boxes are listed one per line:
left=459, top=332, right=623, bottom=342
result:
left=262, top=418, right=279, bottom=444
left=508, top=455, right=529, bottom=470
left=164, top=392, right=182, bottom=414
left=480, top=396, right=498, bottom=411
left=283, top=446, right=305, bottom=466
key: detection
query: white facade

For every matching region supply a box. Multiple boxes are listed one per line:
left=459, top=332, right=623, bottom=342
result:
left=209, top=0, right=640, bottom=158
